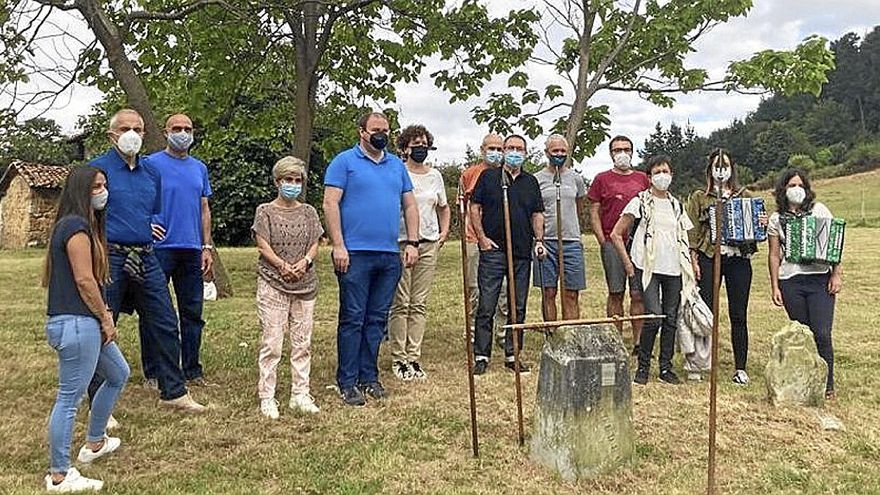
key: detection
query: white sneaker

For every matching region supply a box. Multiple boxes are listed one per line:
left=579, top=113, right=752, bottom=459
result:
left=45, top=467, right=103, bottom=492
left=732, top=369, right=750, bottom=385
left=105, top=415, right=119, bottom=430
left=159, top=393, right=207, bottom=413
left=687, top=372, right=703, bottom=382
left=289, top=393, right=320, bottom=414
left=77, top=436, right=121, bottom=463
left=260, top=398, right=280, bottom=420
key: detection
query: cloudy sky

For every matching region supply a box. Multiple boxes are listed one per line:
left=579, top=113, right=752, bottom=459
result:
left=16, top=0, right=880, bottom=178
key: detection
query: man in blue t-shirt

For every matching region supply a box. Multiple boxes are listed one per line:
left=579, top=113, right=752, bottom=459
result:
left=323, top=111, right=420, bottom=407
left=147, top=113, right=214, bottom=386
left=90, top=108, right=204, bottom=413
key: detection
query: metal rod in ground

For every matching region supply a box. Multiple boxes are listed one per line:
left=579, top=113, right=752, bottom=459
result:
left=456, top=182, right=479, bottom=458
left=501, top=173, right=525, bottom=447
left=707, top=173, right=725, bottom=495
left=554, top=168, right=566, bottom=305
left=503, top=313, right=666, bottom=331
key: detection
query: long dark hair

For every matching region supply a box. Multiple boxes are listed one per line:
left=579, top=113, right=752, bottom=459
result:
left=705, top=148, right=740, bottom=193
left=773, top=167, right=816, bottom=214
left=42, top=166, right=109, bottom=287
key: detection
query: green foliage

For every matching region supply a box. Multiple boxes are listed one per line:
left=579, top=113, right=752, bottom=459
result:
left=752, top=122, right=814, bottom=175
left=0, top=115, right=79, bottom=172
left=788, top=154, right=817, bottom=170
left=640, top=122, right=710, bottom=196
left=727, top=35, right=835, bottom=96
left=842, top=142, right=880, bottom=175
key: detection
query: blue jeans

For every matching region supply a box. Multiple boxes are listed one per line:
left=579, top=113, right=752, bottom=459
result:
left=95, top=250, right=186, bottom=400
left=335, top=251, right=401, bottom=389
left=149, top=248, right=205, bottom=380
left=474, top=250, right=530, bottom=361
left=47, top=315, right=130, bottom=474
left=779, top=272, right=836, bottom=392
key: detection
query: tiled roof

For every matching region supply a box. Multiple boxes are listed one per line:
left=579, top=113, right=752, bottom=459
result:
left=0, top=161, right=70, bottom=193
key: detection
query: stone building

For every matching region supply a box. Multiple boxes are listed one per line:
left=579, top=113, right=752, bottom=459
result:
left=0, top=162, right=70, bottom=249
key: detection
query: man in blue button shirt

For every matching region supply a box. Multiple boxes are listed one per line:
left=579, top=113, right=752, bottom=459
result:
left=323, top=111, right=420, bottom=407
left=90, top=109, right=205, bottom=413
left=147, top=113, right=214, bottom=386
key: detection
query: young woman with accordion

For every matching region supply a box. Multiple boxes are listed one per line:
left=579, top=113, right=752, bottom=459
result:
left=767, top=168, right=844, bottom=400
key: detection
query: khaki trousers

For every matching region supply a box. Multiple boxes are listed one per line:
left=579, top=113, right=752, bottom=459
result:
left=389, top=241, right=439, bottom=362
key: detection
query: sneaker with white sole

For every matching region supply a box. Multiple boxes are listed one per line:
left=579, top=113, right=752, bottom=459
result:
left=392, top=360, right=413, bottom=381
left=77, top=436, right=121, bottom=464
left=732, top=369, right=750, bottom=385
left=45, top=467, right=103, bottom=492
left=260, top=398, right=280, bottom=419
left=143, top=378, right=158, bottom=391
left=409, top=361, right=427, bottom=380
left=687, top=372, right=703, bottom=382
left=289, top=393, right=320, bottom=414
left=159, top=393, right=206, bottom=413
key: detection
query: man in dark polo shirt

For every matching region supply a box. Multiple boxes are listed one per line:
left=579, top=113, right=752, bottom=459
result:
left=90, top=108, right=205, bottom=413
left=469, top=134, right=545, bottom=375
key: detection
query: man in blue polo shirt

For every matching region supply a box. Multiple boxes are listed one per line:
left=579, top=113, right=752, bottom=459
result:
left=147, top=113, right=214, bottom=387
left=323, top=111, right=420, bottom=407
left=90, top=108, right=205, bottom=413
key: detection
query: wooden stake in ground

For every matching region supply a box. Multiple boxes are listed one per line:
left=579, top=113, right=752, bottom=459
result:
left=501, top=170, right=526, bottom=447
left=457, top=181, right=479, bottom=458
left=707, top=152, right=726, bottom=495
left=554, top=166, right=565, bottom=315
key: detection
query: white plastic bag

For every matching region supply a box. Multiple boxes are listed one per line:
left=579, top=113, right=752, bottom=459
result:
left=203, top=281, right=218, bottom=301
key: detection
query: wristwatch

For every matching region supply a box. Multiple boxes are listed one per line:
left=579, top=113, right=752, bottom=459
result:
left=404, top=240, right=420, bottom=248
left=201, top=244, right=214, bottom=250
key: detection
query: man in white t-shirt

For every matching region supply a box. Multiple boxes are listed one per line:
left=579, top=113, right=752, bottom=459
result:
left=610, top=155, right=693, bottom=385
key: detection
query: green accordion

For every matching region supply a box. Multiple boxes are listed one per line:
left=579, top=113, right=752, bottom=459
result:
left=784, top=216, right=846, bottom=265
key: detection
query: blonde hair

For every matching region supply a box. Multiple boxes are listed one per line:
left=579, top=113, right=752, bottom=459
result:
left=272, top=156, right=305, bottom=179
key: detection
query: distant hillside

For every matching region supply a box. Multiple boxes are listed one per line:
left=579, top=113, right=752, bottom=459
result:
left=758, top=169, right=880, bottom=227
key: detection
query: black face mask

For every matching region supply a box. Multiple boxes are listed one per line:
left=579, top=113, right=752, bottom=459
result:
left=369, top=132, right=388, bottom=151
left=409, top=146, right=429, bottom=163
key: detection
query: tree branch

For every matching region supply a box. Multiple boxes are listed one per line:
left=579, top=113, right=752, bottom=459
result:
left=127, top=0, right=234, bottom=22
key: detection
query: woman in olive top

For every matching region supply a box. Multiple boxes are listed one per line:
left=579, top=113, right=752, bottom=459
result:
left=42, top=166, right=130, bottom=492
left=685, top=149, right=764, bottom=385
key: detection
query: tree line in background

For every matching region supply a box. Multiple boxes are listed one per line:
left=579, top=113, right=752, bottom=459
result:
left=1, top=0, right=841, bottom=245
left=639, top=26, right=880, bottom=198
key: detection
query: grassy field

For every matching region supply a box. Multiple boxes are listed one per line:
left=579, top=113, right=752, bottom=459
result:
left=2, top=229, right=879, bottom=495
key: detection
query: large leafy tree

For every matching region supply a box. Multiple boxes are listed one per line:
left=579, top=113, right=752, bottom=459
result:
left=472, top=0, right=835, bottom=161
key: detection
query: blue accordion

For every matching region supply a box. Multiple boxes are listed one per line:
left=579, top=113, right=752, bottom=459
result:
left=708, top=197, right=767, bottom=245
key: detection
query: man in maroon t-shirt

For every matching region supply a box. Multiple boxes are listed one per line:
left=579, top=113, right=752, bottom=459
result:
left=587, top=135, right=650, bottom=353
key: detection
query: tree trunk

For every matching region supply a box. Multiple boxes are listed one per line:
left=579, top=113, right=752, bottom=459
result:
left=208, top=247, right=233, bottom=298
left=77, top=0, right=164, bottom=153
left=292, top=4, right=320, bottom=195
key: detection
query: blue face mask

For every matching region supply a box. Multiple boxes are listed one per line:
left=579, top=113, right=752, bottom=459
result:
left=167, top=131, right=193, bottom=152
left=549, top=154, right=567, bottom=167
left=280, top=183, right=301, bottom=199
left=485, top=150, right=503, bottom=165
left=504, top=151, right=525, bottom=168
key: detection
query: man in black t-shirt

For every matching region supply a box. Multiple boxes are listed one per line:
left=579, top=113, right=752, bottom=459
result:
left=468, top=134, right=545, bottom=375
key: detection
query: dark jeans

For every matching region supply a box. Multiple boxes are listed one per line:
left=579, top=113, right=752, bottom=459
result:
left=147, top=248, right=206, bottom=381
left=635, top=269, right=682, bottom=372
left=92, top=250, right=186, bottom=400
left=697, top=253, right=752, bottom=370
left=474, top=250, right=530, bottom=362
left=779, top=272, right=836, bottom=392
left=335, top=251, right=402, bottom=389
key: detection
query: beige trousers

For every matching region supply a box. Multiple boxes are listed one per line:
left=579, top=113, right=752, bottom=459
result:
left=256, top=278, right=316, bottom=399
left=389, top=241, right=439, bottom=362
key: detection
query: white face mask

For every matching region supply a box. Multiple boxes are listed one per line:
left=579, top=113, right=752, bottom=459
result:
left=91, top=190, right=109, bottom=210
left=613, top=152, right=632, bottom=170
left=713, top=166, right=731, bottom=184
left=652, top=172, right=672, bottom=191
left=786, top=185, right=806, bottom=205
left=116, top=130, right=143, bottom=157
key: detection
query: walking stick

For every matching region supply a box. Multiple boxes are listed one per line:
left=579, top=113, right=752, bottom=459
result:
left=457, top=181, right=479, bottom=458
left=554, top=165, right=566, bottom=316
left=707, top=152, right=725, bottom=495
left=501, top=169, right=526, bottom=447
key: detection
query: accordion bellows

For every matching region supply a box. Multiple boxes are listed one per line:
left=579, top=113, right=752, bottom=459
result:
left=784, top=216, right=846, bottom=264
left=708, top=197, right=768, bottom=244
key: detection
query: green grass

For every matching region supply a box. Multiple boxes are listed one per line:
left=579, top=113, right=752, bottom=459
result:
left=2, top=234, right=880, bottom=492
left=757, top=169, right=880, bottom=227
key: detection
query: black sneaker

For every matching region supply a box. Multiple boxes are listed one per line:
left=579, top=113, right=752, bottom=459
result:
left=340, top=386, right=366, bottom=407
left=659, top=369, right=682, bottom=385
left=359, top=381, right=388, bottom=400
left=392, top=360, right=413, bottom=381
left=473, top=360, right=488, bottom=376
left=409, top=361, right=427, bottom=380
left=504, top=361, right=531, bottom=374
left=633, top=367, right=649, bottom=385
